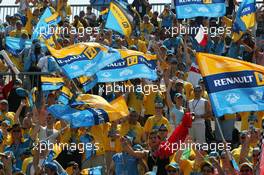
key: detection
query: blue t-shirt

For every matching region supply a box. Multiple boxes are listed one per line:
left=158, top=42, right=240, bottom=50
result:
left=113, top=152, right=139, bottom=175
left=161, top=11, right=174, bottom=28
left=170, top=105, right=184, bottom=126
left=213, top=40, right=225, bottom=55
left=227, top=42, right=245, bottom=59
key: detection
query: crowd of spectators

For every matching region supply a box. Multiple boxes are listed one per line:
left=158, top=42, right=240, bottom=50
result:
left=0, top=0, right=263, bottom=174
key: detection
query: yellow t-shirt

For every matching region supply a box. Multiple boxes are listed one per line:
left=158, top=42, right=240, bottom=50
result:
left=143, top=89, right=164, bottom=116
left=140, top=22, right=154, bottom=35
left=120, top=121, right=144, bottom=144
left=231, top=145, right=253, bottom=164
left=22, top=156, right=33, bottom=174
left=127, top=92, right=144, bottom=114
left=180, top=159, right=194, bottom=175
left=103, top=123, right=121, bottom=152
left=240, top=111, right=264, bottom=131
left=126, top=37, right=148, bottom=53
left=184, top=81, right=193, bottom=101
left=54, top=121, right=72, bottom=144
left=144, top=115, right=171, bottom=133
left=0, top=112, right=15, bottom=126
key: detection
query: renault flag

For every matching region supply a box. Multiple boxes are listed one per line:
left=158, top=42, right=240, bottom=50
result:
left=105, top=0, right=134, bottom=37
left=48, top=95, right=128, bottom=128
left=174, top=0, right=226, bottom=19
left=232, top=0, right=256, bottom=42
left=41, top=76, right=64, bottom=91
left=46, top=42, right=121, bottom=79
left=197, top=53, right=264, bottom=117
left=32, top=7, right=61, bottom=40
left=96, top=49, right=158, bottom=82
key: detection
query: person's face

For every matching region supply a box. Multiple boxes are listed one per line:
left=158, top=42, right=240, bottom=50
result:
left=175, top=83, right=184, bottom=93
left=155, top=107, right=163, bottom=116
left=143, top=16, right=149, bottom=23
left=72, top=163, right=80, bottom=174
left=16, top=23, right=22, bottom=30
left=167, top=168, right=179, bottom=175
left=202, top=166, right=214, bottom=175
left=194, top=89, right=202, bottom=98
left=12, top=127, right=22, bottom=139
left=47, top=115, right=54, bottom=126
left=22, top=117, right=31, bottom=129
left=129, top=112, right=139, bottom=124
left=175, top=96, right=183, bottom=106
left=240, top=166, right=253, bottom=175
left=0, top=103, right=8, bottom=112
left=148, top=134, right=161, bottom=148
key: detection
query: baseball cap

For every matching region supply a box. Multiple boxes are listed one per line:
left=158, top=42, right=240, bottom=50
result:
left=174, top=93, right=183, bottom=98
left=166, top=162, right=180, bottom=170
left=239, top=162, right=253, bottom=170
left=0, top=99, right=8, bottom=105
left=194, top=85, right=202, bottom=91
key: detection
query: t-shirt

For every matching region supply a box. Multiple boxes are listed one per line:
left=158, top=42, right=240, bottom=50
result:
left=127, top=92, right=144, bottom=114
left=113, top=152, right=139, bottom=175
left=188, top=98, right=207, bottom=123
left=144, top=115, right=171, bottom=133
left=0, top=111, right=15, bottom=126
left=143, top=89, right=164, bottom=116
left=227, top=42, right=245, bottom=59
left=170, top=105, right=184, bottom=126
left=38, top=126, right=59, bottom=144
left=240, top=111, right=264, bottom=131
left=104, top=123, right=122, bottom=152
left=120, top=121, right=143, bottom=144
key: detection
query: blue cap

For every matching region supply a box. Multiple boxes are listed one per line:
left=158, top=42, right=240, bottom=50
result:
left=16, top=88, right=28, bottom=97
left=166, top=162, right=180, bottom=170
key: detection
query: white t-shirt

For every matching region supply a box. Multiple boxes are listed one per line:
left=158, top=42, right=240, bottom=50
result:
left=188, top=98, right=206, bottom=123
left=38, top=126, right=59, bottom=144
left=37, top=56, right=49, bottom=72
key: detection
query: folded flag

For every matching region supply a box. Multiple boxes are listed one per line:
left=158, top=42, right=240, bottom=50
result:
left=32, top=7, right=61, bottom=40
left=76, top=75, right=98, bottom=93
left=105, top=0, right=134, bottom=37
left=232, top=0, right=256, bottom=42
left=195, top=25, right=208, bottom=47
left=187, top=63, right=202, bottom=86
left=96, top=49, right=158, bottom=82
left=58, top=86, right=73, bottom=105
left=174, top=0, right=226, bottom=19
left=41, top=76, right=64, bottom=91
left=197, top=53, right=264, bottom=117
left=48, top=95, right=128, bottom=128
left=46, top=42, right=121, bottom=79
left=80, top=166, right=102, bottom=175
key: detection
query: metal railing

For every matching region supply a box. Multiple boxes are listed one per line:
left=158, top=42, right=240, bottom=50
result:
left=0, top=3, right=166, bottom=22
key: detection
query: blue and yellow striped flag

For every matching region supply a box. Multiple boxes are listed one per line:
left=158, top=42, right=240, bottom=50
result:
left=105, top=0, right=134, bottom=37
left=232, top=0, right=256, bottom=41
left=58, top=86, right=73, bottom=105
left=48, top=95, right=128, bottom=128
left=197, top=53, right=264, bottom=117
left=41, top=76, right=64, bottom=91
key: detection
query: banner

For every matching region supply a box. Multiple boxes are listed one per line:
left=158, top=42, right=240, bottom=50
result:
left=174, top=0, right=226, bottom=19
left=96, top=49, right=157, bottom=82
left=47, top=42, right=121, bottom=79
left=232, top=0, right=256, bottom=41
left=58, top=86, right=73, bottom=105
left=197, top=53, right=264, bottom=117
left=105, top=0, right=134, bottom=36
left=41, top=76, right=64, bottom=91
left=5, top=37, right=47, bottom=57
left=48, top=95, right=128, bottom=128
left=32, top=7, right=61, bottom=40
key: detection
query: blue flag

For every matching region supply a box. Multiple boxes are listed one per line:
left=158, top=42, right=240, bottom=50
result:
left=5, top=37, right=47, bottom=56
left=174, top=0, right=226, bottom=19
left=47, top=42, right=122, bottom=79
left=32, top=7, right=61, bottom=40
left=96, top=49, right=158, bottom=82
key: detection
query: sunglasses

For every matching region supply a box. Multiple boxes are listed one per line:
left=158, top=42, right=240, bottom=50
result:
left=167, top=170, right=178, bottom=174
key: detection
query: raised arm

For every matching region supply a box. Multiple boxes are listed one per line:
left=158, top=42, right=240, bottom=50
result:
left=14, top=99, right=27, bottom=125
left=166, top=80, right=174, bottom=109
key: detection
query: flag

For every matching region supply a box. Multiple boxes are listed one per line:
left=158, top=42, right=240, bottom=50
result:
left=80, top=166, right=102, bottom=175
left=32, top=7, right=61, bottom=40
left=105, top=0, right=134, bottom=37
left=96, top=49, right=158, bottom=82
left=46, top=42, right=121, bottom=79
left=174, top=0, right=226, bottom=19
left=187, top=63, right=202, bottom=86
left=41, top=76, right=64, bottom=91
left=47, top=95, right=128, bottom=128
left=58, top=86, right=73, bottom=105
left=180, top=148, right=191, bottom=160
left=76, top=75, right=98, bottom=92
left=232, top=0, right=256, bottom=41
left=195, top=25, right=208, bottom=47
left=196, top=53, right=264, bottom=117
left=5, top=37, right=47, bottom=57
